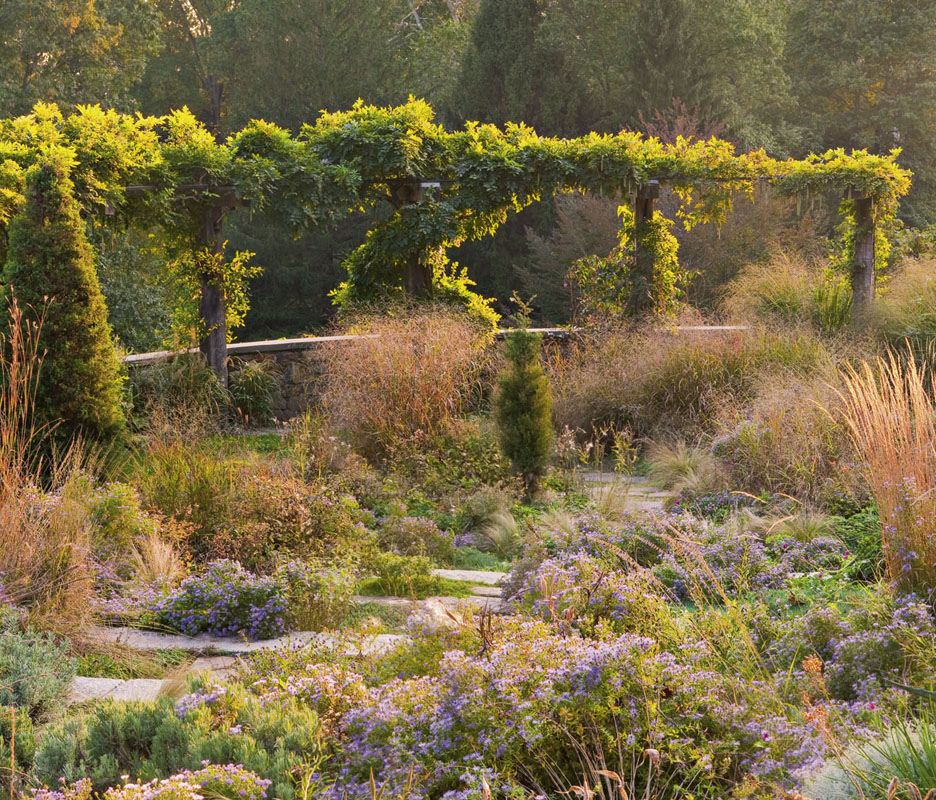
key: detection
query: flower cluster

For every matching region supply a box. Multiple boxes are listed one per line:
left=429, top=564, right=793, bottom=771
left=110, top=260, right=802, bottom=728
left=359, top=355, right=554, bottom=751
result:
left=285, top=618, right=827, bottom=800
left=768, top=536, right=850, bottom=573
left=151, top=560, right=287, bottom=640
left=769, top=593, right=936, bottom=701
left=509, top=551, right=673, bottom=639
left=250, top=662, right=367, bottom=731
left=175, top=684, right=229, bottom=718
left=33, top=766, right=270, bottom=800
left=653, top=531, right=787, bottom=600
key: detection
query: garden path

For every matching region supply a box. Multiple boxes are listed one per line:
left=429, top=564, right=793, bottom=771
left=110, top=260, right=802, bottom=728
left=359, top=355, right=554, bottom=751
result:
left=70, top=572, right=508, bottom=704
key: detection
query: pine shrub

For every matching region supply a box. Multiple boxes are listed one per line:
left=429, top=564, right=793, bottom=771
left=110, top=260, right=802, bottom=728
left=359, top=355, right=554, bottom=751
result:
left=2, top=149, right=124, bottom=446
left=494, top=329, right=553, bottom=494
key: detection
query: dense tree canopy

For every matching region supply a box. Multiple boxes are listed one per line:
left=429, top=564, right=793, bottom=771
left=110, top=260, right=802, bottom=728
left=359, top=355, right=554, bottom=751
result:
left=1, top=1, right=934, bottom=339
left=0, top=0, right=161, bottom=116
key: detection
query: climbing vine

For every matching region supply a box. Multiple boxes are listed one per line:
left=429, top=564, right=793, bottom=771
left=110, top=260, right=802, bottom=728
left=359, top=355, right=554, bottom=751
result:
left=0, top=98, right=915, bottom=334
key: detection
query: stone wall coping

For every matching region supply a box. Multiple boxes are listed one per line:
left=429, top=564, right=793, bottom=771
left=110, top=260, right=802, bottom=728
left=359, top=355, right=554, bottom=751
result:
left=122, top=328, right=572, bottom=366
left=122, top=325, right=746, bottom=367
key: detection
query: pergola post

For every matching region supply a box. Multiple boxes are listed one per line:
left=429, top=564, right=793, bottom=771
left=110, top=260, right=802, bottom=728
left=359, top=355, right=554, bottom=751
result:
left=388, top=178, right=433, bottom=298
left=851, top=194, right=876, bottom=317
left=632, top=180, right=661, bottom=314
left=198, top=201, right=228, bottom=386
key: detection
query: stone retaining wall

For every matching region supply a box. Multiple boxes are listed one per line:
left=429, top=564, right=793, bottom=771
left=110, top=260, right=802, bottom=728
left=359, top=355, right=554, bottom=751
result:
left=124, top=326, right=747, bottom=420
left=124, top=328, right=575, bottom=420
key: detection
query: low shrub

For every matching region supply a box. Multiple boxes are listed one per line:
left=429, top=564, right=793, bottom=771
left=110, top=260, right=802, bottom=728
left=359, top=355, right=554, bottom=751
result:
left=510, top=552, right=677, bottom=641
left=669, top=490, right=762, bottom=523
left=31, top=679, right=320, bottom=800
left=358, top=552, right=448, bottom=599
left=0, top=628, right=76, bottom=720
left=712, top=368, right=864, bottom=506
left=322, top=307, right=492, bottom=460
left=833, top=505, right=883, bottom=581
left=874, top=256, right=936, bottom=357
left=135, top=437, right=364, bottom=568
left=646, top=439, right=727, bottom=494
left=769, top=593, right=936, bottom=702
left=316, top=617, right=822, bottom=799
left=128, top=354, right=228, bottom=420
left=274, top=560, right=355, bottom=632
left=375, top=512, right=455, bottom=563
left=721, top=251, right=852, bottom=335
left=654, top=530, right=787, bottom=601
left=151, top=560, right=287, bottom=640
left=385, top=420, right=513, bottom=500
left=228, top=359, right=280, bottom=426
left=36, top=765, right=271, bottom=800
left=0, top=705, right=35, bottom=789
left=551, top=323, right=827, bottom=442
left=0, top=468, right=97, bottom=634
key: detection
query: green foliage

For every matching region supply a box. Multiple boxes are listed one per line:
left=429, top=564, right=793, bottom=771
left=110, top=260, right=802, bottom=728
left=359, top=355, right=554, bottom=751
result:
left=228, top=359, right=279, bottom=426
left=164, top=246, right=260, bottom=345
left=356, top=552, right=472, bottom=599
left=833, top=505, right=884, bottom=581
left=0, top=100, right=914, bottom=341
left=376, top=511, right=456, bottom=564
left=571, top=206, right=687, bottom=318
left=0, top=704, right=35, bottom=781
left=0, top=0, right=161, bottom=116
left=274, top=560, right=356, bottom=632
left=494, top=329, right=553, bottom=492
left=0, top=629, right=76, bottom=721
left=31, top=680, right=321, bottom=800
left=128, top=354, right=229, bottom=419
left=95, top=231, right=174, bottom=353
left=2, top=149, right=125, bottom=445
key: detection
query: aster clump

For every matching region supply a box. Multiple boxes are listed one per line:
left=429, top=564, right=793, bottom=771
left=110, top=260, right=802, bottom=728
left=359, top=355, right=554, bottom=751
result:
left=33, top=765, right=271, bottom=800
left=151, top=560, right=287, bottom=640
left=309, top=617, right=823, bottom=800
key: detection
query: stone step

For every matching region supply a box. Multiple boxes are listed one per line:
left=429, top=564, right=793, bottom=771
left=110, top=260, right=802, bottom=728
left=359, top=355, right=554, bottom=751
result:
left=353, top=593, right=506, bottom=613
left=431, top=569, right=506, bottom=585
left=87, top=626, right=406, bottom=656
left=69, top=677, right=168, bottom=704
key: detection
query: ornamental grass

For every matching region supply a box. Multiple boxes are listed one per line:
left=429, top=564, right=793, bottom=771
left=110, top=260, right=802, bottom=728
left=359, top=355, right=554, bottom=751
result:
left=836, top=348, right=936, bottom=595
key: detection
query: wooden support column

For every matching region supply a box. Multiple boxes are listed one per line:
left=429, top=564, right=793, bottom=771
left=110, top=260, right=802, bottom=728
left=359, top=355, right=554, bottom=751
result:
left=198, top=202, right=228, bottom=386
left=632, top=180, right=661, bottom=314
left=389, top=178, right=433, bottom=298
left=851, top=194, right=876, bottom=317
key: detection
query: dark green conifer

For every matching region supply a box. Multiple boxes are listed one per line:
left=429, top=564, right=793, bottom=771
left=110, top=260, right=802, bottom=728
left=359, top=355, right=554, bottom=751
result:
left=3, top=148, right=125, bottom=446
left=494, top=315, right=554, bottom=495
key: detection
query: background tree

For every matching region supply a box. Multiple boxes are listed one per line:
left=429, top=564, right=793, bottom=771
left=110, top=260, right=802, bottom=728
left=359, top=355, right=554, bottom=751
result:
left=3, top=150, right=124, bottom=445
left=0, top=0, right=161, bottom=116
left=622, top=0, right=793, bottom=150
left=786, top=0, right=936, bottom=224
left=452, top=0, right=590, bottom=135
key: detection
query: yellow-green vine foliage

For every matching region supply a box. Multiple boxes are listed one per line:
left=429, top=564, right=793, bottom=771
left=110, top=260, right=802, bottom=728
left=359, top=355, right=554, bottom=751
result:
left=0, top=100, right=915, bottom=335
left=570, top=205, right=687, bottom=319
left=164, top=246, right=260, bottom=346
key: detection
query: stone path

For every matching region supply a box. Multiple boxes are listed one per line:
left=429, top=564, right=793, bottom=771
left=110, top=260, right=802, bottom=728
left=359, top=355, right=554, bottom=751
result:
left=70, top=677, right=169, bottom=704
left=85, top=626, right=407, bottom=655
left=431, top=568, right=505, bottom=585
left=578, top=473, right=672, bottom=513
left=72, top=571, right=509, bottom=704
